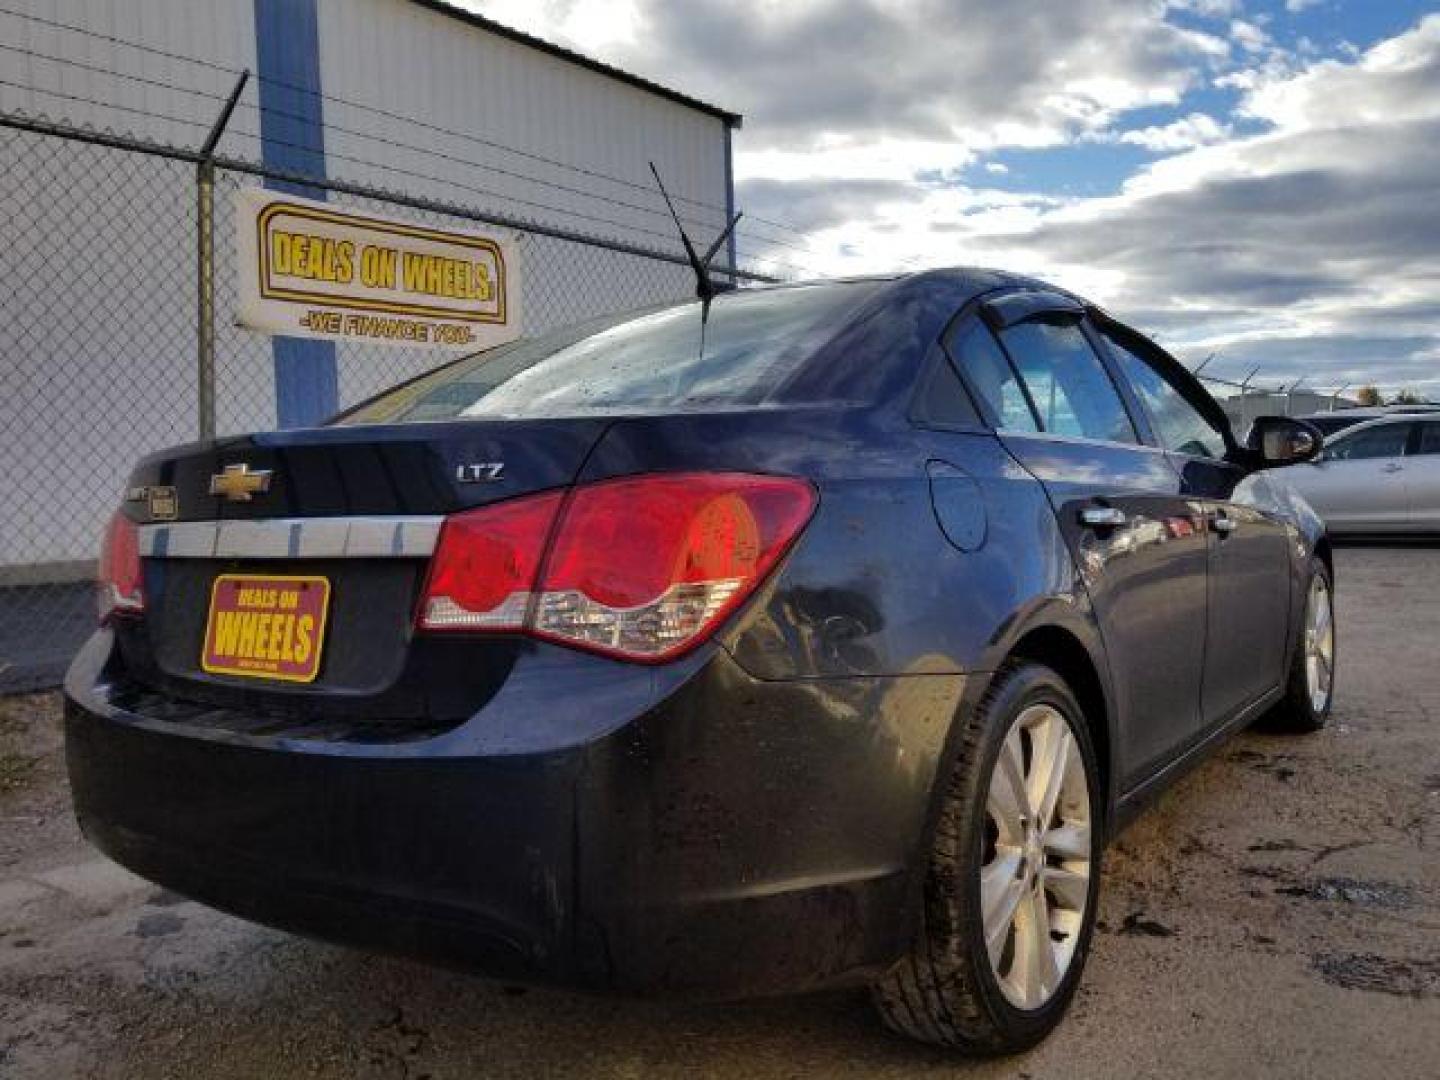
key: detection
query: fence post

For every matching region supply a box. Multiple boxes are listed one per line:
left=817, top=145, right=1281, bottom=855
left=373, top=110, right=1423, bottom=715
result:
left=1238, top=367, right=1260, bottom=432
left=195, top=71, right=250, bottom=441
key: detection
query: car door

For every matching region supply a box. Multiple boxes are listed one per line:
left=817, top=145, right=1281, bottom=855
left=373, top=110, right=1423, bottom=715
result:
left=953, top=293, right=1211, bottom=788
left=1405, top=421, right=1440, bottom=530
left=1097, top=323, right=1291, bottom=728
left=1290, top=421, right=1413, bottom=530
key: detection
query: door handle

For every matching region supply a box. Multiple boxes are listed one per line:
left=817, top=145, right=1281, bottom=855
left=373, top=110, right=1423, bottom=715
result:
left=1079, top=506, right=1127, bottom=528
left=1211, top=513, right=1238, bottom=535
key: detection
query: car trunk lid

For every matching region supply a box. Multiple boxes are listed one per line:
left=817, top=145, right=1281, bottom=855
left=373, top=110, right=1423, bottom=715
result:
left=115, top=418, right=609, bottom=711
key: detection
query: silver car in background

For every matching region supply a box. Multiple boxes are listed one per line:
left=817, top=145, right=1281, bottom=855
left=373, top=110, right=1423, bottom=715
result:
left=1295, top=404, right=1440, bottom=438
left=1284, top=415, right=1440, bottom=533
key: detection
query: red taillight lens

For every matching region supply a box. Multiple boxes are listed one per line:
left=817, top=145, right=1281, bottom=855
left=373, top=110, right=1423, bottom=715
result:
left=418, top=490, right=564, bottom=630
left=535, top=474, right=815, bottom=660
left=98, top=511, right=144, bottom=620
left=417, top=473, right=816, bottom=661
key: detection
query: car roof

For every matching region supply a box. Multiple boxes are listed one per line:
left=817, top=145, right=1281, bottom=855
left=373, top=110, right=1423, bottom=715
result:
left=749, top=266, right=1073, bottom=302
left=1299, top=404, right=1440, bottom=420
left=1325, top=414, right=1431, bottom=441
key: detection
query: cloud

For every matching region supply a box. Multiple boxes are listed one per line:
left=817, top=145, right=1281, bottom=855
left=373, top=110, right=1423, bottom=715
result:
left=466, top=1, right=1440, bottom=393
left=471, top=0, right=1228, bottom=153
left=1229, top=18, right=1272, bottom=55
left=952, top=18, right=1440, bottom=389
left=1169, top=0, right=1243, bottom=15
left=744, top=16, right=1440, bottom=391
left=1114, top=112, right=1232, bottom=150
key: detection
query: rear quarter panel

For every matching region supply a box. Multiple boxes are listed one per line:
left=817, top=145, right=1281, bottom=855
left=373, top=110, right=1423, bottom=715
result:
left=579, top=410, right=1090, bottom=682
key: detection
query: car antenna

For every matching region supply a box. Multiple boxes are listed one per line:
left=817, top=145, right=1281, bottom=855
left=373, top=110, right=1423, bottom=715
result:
left=649, top=161, right=742, bottom=322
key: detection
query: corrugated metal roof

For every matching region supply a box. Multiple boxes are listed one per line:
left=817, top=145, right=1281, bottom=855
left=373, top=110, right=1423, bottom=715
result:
left=405, top=0, right=743, bottom=126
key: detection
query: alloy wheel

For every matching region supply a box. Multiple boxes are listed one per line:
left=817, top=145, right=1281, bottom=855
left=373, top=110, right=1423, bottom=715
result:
left=1304, top=575, right=1335, bottom=714
left=981, top=703, right=1092, bottom=1011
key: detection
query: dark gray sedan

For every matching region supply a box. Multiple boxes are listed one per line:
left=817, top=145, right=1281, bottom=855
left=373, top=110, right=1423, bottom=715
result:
left=66, top=269, right=1336, bottom=1054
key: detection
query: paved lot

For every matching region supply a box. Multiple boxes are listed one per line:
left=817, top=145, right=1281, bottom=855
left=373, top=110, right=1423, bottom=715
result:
left=1, top=546, right=1437, bottom=1079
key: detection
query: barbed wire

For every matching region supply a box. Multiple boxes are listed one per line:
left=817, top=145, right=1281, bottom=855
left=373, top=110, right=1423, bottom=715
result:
left=0, top=3, right=823, bottom=249
left=0, top=34, right=838, bottom=277
left=0, top=83, right=830, bottom=279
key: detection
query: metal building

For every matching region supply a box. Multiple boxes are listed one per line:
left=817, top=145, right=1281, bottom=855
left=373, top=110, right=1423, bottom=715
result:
left=1, top=0, right=739, bottom=545
left=1, top=0, right=740, bottom=426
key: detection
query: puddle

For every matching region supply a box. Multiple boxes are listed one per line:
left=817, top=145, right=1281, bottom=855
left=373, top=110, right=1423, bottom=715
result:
left=1227, top=749, right=1297, bottom=782
left=1247, top=838, right=1307, bottom=853
left=1119, top=912, right=1176, bottom=938
left=1275, top=877, right=1414, bottom=909
left=1312, top=953, right=1440, bottom=998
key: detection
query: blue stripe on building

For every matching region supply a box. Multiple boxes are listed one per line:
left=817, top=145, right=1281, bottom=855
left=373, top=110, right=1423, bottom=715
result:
left=254, top=0, right=337, bottom=428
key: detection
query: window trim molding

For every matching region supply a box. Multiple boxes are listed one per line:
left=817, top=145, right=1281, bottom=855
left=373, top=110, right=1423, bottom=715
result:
left=905, top=340, right=990, bottom=435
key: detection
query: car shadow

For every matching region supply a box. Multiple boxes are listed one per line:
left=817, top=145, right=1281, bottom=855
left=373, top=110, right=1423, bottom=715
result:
left=242, top=941, right=1017, bottom=1078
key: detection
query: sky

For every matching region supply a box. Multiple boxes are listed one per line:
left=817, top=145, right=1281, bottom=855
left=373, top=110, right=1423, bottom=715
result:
left=463, top=0, right=1440, bottom=397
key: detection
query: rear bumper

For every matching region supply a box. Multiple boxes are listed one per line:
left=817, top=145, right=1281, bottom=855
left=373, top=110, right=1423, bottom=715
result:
left=65, top=631, right=966, bottom=998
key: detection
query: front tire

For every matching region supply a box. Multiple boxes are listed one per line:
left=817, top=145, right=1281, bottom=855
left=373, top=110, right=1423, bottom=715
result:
left=1261, top=556, right=1334, bottom=734
left=871, top=662, right=1102, bottom=1053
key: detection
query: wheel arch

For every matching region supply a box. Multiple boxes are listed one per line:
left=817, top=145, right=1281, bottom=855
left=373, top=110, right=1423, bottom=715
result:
left=912, top=612, right=1118, bottom=891
left=1313, top=533, right=1334, bottom=583
left=1005, top=624, right=1115, bottom=836
left=888, top=615, right=1118, bottom=1000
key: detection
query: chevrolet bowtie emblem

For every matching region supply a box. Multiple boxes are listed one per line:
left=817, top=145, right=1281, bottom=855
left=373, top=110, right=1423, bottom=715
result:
left=209, top=463, right=273, bottom=502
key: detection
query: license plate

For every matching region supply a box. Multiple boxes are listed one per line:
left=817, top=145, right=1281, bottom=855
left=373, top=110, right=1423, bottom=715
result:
left=201, top=574, right=330, bottom=683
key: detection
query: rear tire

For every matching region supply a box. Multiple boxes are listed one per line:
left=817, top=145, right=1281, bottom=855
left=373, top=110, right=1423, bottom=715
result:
left=1261, top=556, right=1334, bottom=734
left=870, top=662, right=1102, bottom=1053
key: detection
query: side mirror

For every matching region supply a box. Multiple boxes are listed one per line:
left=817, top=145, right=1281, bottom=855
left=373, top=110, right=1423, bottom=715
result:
left=1246, top=416, right=1323, bottom=468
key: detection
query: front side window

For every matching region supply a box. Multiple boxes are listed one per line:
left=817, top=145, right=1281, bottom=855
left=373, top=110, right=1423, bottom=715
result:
left=337, top=282, right=882, bottom=425
left=1100, top=328, right=1226, bottom=459
left=998, top=318, right=1137, bottom=444
left=1324, top=423, right=1410, bottom=461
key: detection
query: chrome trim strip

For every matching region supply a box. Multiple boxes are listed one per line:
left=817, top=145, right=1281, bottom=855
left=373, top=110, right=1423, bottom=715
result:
left=138, top=516, right=444, bottom=560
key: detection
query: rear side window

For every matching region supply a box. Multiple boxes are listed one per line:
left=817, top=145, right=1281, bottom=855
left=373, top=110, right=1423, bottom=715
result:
left=1325, top=424, right=1410, bottom=461
left=1101, top=329, right=1226, bottom=459
left=337, top=282, right=881, bottom=424
left=998, top=319, right=1137, bottom=444
left=946, top=322, right=1038, bottom=432
left=912, top=346, right=981, bottom=428
left=1418, top=423, right=1440, bottom=455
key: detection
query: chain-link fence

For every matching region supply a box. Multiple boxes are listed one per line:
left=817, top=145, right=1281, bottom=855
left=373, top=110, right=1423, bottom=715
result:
left=0, top=114, right=767, bottom=693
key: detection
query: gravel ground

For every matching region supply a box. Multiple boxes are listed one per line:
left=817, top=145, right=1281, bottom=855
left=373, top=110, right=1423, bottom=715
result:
left=1, top=545, right=1437, bottom=1079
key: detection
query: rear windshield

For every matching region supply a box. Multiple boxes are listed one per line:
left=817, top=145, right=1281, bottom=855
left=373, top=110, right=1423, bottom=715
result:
left=336, top=282, right=881, bottom=425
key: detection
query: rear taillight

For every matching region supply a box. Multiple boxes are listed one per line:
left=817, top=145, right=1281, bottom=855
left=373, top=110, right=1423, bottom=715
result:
left=98, top=511, right=144, bottom=621
left=418, top=473, right=816, bottom=662
left=419, top=491, right=564, bottom=630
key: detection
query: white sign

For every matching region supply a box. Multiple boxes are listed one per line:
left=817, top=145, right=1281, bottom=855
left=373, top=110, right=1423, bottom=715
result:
left=235, top=188, right=522, bottom=351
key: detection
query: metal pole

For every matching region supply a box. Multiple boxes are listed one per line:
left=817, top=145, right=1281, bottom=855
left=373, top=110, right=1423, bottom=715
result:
left=1286, top=376, right=1306, bottom=417
left=1239, top=367, right=1260, bottom=432
left=196, top=70, right=249, bottom=442
left=196, top=160, right=216, bottom=441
